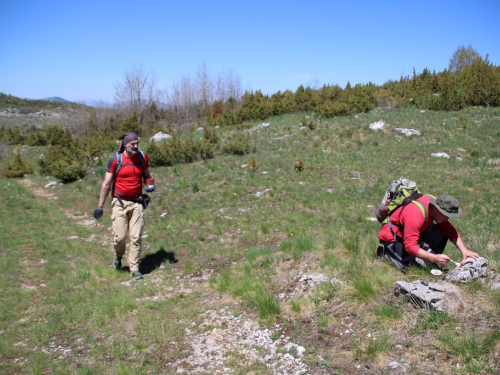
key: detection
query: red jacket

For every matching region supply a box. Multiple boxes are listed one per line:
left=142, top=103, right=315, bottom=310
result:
left=377, top=195, right=460, bottom=256
left=107, top=152, right=149, bottom=200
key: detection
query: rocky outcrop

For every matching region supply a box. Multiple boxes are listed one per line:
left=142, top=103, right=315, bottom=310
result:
left=445, top=257, right=488, bottom=283
left=395, top=280, right=463, bottom=312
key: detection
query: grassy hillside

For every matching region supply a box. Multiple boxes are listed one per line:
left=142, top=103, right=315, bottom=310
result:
left=0, top=93, right=92, bottom=131
left=1, top=107, right=500, bottom=374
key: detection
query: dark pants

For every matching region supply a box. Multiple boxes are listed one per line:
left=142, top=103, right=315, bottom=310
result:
left=380, top=224, right=448, bottom=269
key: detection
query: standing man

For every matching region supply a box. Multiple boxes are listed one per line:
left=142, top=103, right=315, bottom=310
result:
left=93, top=132, right=155, bottom=280
left=377, top=195, right=480, bottom=270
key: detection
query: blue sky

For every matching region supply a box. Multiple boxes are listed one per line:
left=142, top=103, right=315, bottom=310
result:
left=1, top=0, right=499, bottom=103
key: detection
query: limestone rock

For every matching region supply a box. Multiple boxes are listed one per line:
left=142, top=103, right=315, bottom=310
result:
left=445, top=257, right=488, bottom=283
left=149, top=131, right=172, bottom=142
left=395, top=280, right=463, bottom=311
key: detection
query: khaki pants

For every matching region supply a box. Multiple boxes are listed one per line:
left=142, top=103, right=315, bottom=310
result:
left=111, top=198, right=144, bottom=273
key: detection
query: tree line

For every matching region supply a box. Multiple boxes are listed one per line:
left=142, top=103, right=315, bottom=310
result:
left=112, top=46, right=499, bottom=130
left=1, top=45, right=499, bottom=182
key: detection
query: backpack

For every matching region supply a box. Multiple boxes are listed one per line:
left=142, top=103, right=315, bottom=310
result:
left=111, top=151, right=147, bottom=197
left=376, top=177, right=428, bottom=224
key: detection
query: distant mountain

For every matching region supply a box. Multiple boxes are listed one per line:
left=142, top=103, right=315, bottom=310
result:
left=42, top=97, right=70, bottom=103
left=76, top=99, right=112, bottom=108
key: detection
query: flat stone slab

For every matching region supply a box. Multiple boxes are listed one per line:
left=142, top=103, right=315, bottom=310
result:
left=395, top=280, right=463, bottom=311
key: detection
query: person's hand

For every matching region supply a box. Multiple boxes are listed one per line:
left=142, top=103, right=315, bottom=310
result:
left=433, top=253, right=451, bottom=266
left=460, top=249, right=480, bottom=264
left=93, top=207, right=103, bottom=220
left=145, top=185, right=155, bottom=192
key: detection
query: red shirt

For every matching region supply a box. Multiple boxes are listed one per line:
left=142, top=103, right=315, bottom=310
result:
left=377, top=195, right=460, bottom=256
left=107, top=152, right=149, bottom=199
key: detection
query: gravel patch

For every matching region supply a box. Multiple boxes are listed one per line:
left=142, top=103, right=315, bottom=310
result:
left=168, top=307, right=309, bottom=374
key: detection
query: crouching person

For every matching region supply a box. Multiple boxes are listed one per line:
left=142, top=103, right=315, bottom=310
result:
left=93, top=132, right=155, bottom=280
left=377, top=195, right=480, bottom=270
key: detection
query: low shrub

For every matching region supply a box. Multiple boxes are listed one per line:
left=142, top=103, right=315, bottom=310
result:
left=1, top=153, right=33, bottom=178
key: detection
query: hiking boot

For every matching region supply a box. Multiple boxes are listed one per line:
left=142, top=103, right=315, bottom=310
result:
left=113, top=255, right=122, bottom=270
left=131, top=271, right=143, bottom=280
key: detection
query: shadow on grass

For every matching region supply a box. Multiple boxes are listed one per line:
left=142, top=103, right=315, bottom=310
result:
left=139, top=247, right=178, bottom=275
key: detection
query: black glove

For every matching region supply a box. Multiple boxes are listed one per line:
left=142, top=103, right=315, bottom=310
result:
left=93, top=207, right=103, bottom=220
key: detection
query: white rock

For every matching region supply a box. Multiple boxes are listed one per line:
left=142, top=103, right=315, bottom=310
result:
left=45, top=181, right=58, bottom=188
left=255, top=189, right=272, bottom=197
left=251, top=122, right=270, bottom=131
left=395, top=128, right=421, bottom=136
left=431, top=152, right=450, bottom=158
left=369, top=121, right=385, bottom=131
left=149, top=131, right=172, bottom=142
left=388, top=361, right=401, bottom=369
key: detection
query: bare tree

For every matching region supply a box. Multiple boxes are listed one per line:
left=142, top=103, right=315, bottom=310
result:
left=449, top=45, right=483, bottom=73
left=166, top=74, right=198, bottom=124
left=216, top=68, right=242, bottom=102
left=114, top=63, right=161, bottom=123
left=164, top=63, right=243, bottom=125
left=196, top=62, right=214, bottom=115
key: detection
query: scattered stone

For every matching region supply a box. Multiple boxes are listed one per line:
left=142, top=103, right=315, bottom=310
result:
left=395, top=128, right=421, bottom=136
left=300, top=274, right=328, bottom=288
left=445, top=257, right=488, bottom=283
left=149, top=131, right=172, bottom=142
left=388, top=361, right=401, bottom=369
left=431, top=152, right=450, bottom=158
left=251, top=122, right=270, bottom=131
left=274, top=134, right=292, bottom=140
left=45, top=181, right=58, bottom=188
left=255, top=189, right=272, bottom=197
left=0, top=108, right=22, bottom=116
left=168, top=308, right=309, bottom=374
left=369, top=121, right=385, bottom=131
left=366, top=217, right=378, bottom=222
left=394, top=279, right=463, bottom=311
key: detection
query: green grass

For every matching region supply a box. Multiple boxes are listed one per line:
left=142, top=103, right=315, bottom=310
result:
left=1, top=106, right=500, bottom=373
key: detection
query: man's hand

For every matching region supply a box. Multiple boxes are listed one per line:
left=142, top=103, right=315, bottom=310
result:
left=93, top=207, right=103, bottom=220
left=433, top=253, right=451, bottom=266
left=145, top=185, right=155, bottom=192
left=459, top=249, right=480, bottom=264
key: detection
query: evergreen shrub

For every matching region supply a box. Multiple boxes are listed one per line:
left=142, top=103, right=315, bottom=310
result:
left=222, top=135, right=254, bottom=155
left=1, top=153, right=34, bottom=178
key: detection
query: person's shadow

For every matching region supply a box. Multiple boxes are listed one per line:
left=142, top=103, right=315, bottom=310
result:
left=139, top=247, right=178, bottom=275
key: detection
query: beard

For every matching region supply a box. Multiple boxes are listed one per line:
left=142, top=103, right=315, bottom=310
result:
left=126, top=146, right=138, bottom=155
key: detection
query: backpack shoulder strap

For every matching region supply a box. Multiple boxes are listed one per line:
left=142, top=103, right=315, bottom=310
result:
left=114, top=152, right=122, bottom=178
left=111, top=152, right=121, bottom=197
left=138, top=151, right=146, bottom=182
left=411, top=194, right=435, bottom=224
